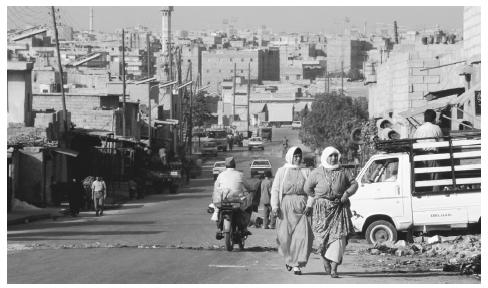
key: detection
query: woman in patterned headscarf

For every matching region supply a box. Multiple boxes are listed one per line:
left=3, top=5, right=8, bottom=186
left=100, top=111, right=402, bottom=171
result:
left=304, top=146, right=358, bottom=278
left=270, top=146, right=313, bottom=275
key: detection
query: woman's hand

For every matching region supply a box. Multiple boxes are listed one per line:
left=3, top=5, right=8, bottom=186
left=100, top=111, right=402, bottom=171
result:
left=272, top=208, right=280, bottom=217
left=340, top=193, right=349, bottom=203
left=304, top=207, right=313, bottom=216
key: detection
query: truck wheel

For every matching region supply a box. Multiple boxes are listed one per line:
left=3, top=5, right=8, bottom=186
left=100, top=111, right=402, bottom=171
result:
left=365, top=220, right=397, bottom=244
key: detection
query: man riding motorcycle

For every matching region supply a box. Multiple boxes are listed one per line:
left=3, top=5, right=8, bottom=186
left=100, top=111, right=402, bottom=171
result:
left=212, top=157, right=253, bottom=240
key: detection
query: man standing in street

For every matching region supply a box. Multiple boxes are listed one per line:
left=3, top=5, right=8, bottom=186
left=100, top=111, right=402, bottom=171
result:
left=260, top=171, right=276, bottom=229
left=414, top=109, right=443, bottom=191
left=91, top=177, right=107, bottom=216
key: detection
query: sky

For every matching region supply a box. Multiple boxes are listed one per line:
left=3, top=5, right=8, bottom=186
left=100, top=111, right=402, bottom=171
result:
left=7, top=6, right=464, bottom=34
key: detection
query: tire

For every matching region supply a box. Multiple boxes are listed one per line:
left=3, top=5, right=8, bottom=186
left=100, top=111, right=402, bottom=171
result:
left=225, top=232, right=233, bottom=251
left=248, top=147, right=251, bottom=151
left=365, top=220, right=397, bottom=244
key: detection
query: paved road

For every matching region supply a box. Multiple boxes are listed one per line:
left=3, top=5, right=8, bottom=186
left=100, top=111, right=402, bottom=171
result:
left=7, top=128, right=479, bottom=284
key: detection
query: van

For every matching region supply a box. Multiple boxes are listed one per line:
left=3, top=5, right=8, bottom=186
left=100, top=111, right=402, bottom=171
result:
left=350, top=131, right=481, bottom=243
left=292, top=121, right=302, bottom=129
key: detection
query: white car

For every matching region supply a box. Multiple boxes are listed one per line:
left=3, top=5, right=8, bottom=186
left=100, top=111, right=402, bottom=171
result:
left=250, top=159, right=272, bottom=178
left=292, top=121, right=302, bottom=129
left=248, top=137, right=264, bottom=150
left=212, top=161, right=226, bottom=180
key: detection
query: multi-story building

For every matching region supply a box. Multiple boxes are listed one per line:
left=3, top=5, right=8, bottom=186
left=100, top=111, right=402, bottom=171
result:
left=201, top=48, right=279, bottom=94
left=327, top=36, right=373, bottom=75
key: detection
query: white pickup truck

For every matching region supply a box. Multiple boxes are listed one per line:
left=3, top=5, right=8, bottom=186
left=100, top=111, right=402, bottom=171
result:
left=350, top=131, right=481, bottom=243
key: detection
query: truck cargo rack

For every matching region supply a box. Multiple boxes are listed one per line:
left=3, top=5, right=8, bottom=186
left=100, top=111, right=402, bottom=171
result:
left=374, top=130, right=481, bottom=196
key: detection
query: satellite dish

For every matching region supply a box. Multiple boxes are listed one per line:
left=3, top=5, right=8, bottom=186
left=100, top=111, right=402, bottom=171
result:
left=350, top=127, right=364, bottom=145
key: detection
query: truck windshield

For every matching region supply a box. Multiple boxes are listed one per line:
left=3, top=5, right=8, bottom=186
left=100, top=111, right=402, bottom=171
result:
left=362, top=158, right=399, bottom=183
left=253, top=161, right=270, bottom=166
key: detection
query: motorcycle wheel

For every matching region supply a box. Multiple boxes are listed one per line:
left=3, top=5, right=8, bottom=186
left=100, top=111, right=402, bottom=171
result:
left=224, top=232, right=233, bottom=251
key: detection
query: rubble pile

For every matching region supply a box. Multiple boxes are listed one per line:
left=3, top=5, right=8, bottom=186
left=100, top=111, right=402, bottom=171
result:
left=365, top=235, right=481, bottom=275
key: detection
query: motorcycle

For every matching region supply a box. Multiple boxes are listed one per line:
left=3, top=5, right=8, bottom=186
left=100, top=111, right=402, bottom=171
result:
left=215, top=199, right=247, bottom=251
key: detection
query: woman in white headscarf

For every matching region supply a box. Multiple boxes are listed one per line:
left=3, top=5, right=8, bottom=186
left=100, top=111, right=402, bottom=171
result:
left=270, top=146, right=313, bottom=275
left=304, top=146, right=358, bottom=278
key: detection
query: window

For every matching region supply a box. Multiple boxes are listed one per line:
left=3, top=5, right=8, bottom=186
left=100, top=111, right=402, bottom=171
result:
left=250, top=58, right=253, bottom=62
left=285, top=76, right=289, bottom=80
left=230, top=70, right=233, bottom=73
left=362, top=158, right=399, bottom=184
left=241, top=58, right=244, bottom=62
left=457, top=104, right=464, bottom=119
left=230, top=58, right=233, bottom=62
left=218, top=69, right=221, bottom=73
left=475, top=91, right=481, bottom=116
left=207, top=81, right=211, bottom=85
left=296, top=75, right=301, bottom=80
left=241, top=70, right=244, bottom=73
left=206, top=69, right=210, bottom=73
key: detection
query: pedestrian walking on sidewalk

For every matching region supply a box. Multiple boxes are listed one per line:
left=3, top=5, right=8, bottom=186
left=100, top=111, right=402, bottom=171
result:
left=304, top=146, right=358, bottom=278
left=91, top=177, right=107, bottom=216
left=260, top=170, right=276, bottom=229
left=68, top=178, right=83, bottom=216
left=271, top=146, right=313, bottom=275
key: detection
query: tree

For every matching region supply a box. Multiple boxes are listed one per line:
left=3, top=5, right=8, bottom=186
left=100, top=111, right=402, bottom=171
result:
left=191, top=91, right=216, bottom=128
left=299, top=92, right=369, bottom=163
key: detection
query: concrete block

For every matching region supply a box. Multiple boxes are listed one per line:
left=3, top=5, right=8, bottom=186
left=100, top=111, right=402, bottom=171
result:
left=408, top=59, right=424, bottom=68
left=427, top=235, right=441, bottom=244
left=410, top=68, right=429, bottom=76
left=423, top=60, right=440, bottom=68
left=412, top=84, right=429, bottom=93
left=409, top=76, right=424, bottom=84
left=424, top=75, right=440, bottom=84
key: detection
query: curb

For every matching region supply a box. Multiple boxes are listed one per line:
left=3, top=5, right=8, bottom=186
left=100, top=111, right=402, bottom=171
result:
left=7, top=213, right=53, bottom=226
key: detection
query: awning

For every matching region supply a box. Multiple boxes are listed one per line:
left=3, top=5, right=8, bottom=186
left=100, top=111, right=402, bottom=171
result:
left=267, top=103, right=294, bottom=122
left=294, top=102, right=310, bottom=112
left=249, top=103, right=267, bottom=114
left=398, top=95, right=458, bottom=118
left=423, top=87, right=465, bottom=101
left=456, top=83, right=480, bottom=106
left=52, top=148, right=79, bottom=158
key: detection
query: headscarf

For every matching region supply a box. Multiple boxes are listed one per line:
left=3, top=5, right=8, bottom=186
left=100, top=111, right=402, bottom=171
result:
left=320, top=146, right=341, bottom=169
left=284, top=146, right=302, bottom=168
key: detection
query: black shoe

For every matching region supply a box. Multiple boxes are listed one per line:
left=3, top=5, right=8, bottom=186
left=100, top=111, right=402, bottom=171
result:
left=264, top=226, right=270, bottom=229
left=285, top=264, right=292, bottom=271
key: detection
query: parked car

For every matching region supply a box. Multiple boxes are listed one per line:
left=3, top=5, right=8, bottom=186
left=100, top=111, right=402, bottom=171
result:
left=212, top=161, right=226, bottom=180
left=292, top=121, right=302, bottom=129
left=250, top=159, right=272, bottom=178
left=248, top=137, right=264, bottom=150
left=201, top=141, right=218, bottom=157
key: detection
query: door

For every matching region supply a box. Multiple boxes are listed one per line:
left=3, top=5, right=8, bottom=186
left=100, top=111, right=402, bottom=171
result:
left=350, top=157, right=403, bottom=231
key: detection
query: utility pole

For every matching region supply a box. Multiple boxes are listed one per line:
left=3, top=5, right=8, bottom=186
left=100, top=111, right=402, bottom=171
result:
left=177, top=48, right=182, bottom=142
left=122, top=29, right=127, bottom=137
left=146, top=33, right=151, bottom=78
left=232, top=62, right=237, bottom=126
left=247, top=62, right=251, bottom=132
left=325, top=62, right=328, bottom=94
left=50, top=6, right=68, bottom=138
left=188, top=61, right=193, bottom=157
left=341, top=60, right=344, bottom=96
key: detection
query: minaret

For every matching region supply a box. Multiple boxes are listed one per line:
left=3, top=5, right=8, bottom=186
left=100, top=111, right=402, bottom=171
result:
left=161, top=6, right=173, bottom=56
left=89, top=7, right=94, bottom=33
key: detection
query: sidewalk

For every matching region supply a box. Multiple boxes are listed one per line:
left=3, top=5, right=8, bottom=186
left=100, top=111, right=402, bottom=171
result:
left=7, top=207, right=60, bottom=226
